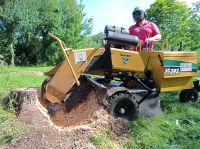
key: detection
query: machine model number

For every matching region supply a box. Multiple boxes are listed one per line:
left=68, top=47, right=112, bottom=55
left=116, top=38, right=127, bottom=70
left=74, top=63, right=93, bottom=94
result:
left=164, top=68, right=180, bottom=74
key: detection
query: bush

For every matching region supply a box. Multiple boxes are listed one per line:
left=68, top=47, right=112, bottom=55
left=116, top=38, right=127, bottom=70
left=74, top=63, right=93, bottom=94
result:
left=197, top=51, right=200, bottom=70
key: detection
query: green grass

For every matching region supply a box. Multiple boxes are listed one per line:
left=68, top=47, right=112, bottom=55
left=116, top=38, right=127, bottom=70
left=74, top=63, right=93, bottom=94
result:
left=0, top=107, right=28, bottom=145
left=91, top=130, right=126, bottom=149
left=91, top=130, right=114, bottom=149
left=0, top=66, right=52, bottom=94
left=197, top=51, right=200, bottom=70
left=0, top=65, right=52, bottom=73
left=125, top=92, right=200, bottom=149
left=0, top=74, right=46, bottom=94
left=0, top=65, right=52, bottom=146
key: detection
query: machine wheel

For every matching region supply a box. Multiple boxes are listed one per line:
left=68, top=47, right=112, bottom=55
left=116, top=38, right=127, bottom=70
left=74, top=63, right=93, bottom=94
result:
left=179, top=88, right=198, bottom=103
left=108, top=93, right=139, bottom=120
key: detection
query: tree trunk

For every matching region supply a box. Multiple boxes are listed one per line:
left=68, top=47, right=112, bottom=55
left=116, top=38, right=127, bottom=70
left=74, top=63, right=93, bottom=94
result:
left=10, top=43, right=15, bottom=66
left=10, top=88, right=39, bottom=116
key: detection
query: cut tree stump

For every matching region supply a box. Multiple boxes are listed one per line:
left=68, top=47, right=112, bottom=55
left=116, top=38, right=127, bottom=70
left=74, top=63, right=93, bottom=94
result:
left=10, top=88, right=39, bottom=116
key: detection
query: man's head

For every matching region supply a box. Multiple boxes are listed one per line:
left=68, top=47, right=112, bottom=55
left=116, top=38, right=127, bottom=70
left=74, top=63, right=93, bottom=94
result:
left=132, top=7, right=146, bottom=23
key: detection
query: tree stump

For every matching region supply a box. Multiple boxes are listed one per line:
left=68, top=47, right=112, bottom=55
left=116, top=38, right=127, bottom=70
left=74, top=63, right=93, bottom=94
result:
left=10, top=88, right=39, bottom=116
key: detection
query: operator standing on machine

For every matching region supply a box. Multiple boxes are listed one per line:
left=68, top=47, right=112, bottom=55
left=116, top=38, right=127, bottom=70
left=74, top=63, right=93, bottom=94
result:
left=129, top=7, right=161, bottom=51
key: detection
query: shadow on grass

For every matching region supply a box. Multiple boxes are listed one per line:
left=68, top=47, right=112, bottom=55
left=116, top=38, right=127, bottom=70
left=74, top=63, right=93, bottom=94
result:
left=0, top=91, right=15, bottom=113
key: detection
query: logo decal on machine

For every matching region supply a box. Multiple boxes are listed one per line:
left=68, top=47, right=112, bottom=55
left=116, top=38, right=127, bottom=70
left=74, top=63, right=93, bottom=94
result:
left=120, top=54, right=131, bottom=64
left=122, top=57, right=129, bottom=64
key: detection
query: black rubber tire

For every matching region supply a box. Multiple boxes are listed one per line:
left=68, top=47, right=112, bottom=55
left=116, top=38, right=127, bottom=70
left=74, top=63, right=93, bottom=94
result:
left=108, top=93, right=139, bottom=120
left=179, top=88, right=198, bottom=103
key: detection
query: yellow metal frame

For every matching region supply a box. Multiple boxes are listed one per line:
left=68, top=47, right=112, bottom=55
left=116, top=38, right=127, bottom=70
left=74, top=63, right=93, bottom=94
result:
left=44, top=34, right=198, bottom=104
left=48, top=33, right=80, bottom=85
left=45, top=34, right=105, bottom=103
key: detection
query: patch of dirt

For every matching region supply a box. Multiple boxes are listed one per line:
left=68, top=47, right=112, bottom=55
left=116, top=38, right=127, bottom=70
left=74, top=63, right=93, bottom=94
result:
left=9, top=71, right=44, bottom=76
left=5, top=88, right=129, bottom=149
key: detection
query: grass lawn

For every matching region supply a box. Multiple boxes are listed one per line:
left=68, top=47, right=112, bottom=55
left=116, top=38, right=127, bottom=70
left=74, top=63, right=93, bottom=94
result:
left=0, top=66, right=52, bottom=93
left=126, top=92, right=200, bottom=149
left=1, top=65, right=200, bottom=148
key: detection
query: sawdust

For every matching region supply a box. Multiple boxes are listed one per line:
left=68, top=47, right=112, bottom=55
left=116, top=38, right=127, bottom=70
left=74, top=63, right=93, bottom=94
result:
left=50, top=90, right=104, bottom=127
left=47, top=79, right=108, bottom=127
left=5, top=88, right=129, bottom=149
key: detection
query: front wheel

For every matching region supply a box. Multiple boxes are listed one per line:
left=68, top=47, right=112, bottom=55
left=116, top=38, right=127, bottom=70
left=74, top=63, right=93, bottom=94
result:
left=107, top=93, right=139, bottom=120
left=179, top=88, right=198, bottom=103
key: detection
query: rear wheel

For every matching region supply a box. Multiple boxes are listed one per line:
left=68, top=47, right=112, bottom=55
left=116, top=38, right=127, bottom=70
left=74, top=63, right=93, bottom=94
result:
left=179, top=88, right=198, bottom=103
left=108, top=93, right=139, bottom=120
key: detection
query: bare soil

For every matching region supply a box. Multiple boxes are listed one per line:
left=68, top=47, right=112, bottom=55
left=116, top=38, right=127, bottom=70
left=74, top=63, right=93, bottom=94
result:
left=5, top=88, right=129, bottom=149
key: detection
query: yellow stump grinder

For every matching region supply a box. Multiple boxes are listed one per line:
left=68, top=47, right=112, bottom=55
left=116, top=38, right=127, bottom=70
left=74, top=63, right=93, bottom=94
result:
left=40, top=26, right=199, bottom=125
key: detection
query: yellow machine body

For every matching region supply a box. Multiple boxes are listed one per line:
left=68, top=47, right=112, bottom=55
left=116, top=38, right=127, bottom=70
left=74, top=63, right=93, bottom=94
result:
left=43, top=34, right=197, bottom=104
left=105, top=48, right=197, bottom=92
left=139, top=51, right=197, bottom=91
left=44, top=48, right=197, bottom=104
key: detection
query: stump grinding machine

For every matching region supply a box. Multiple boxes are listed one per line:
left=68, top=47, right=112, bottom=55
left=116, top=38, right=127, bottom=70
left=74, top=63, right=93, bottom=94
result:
left=40, top=26, right=199, bottom=122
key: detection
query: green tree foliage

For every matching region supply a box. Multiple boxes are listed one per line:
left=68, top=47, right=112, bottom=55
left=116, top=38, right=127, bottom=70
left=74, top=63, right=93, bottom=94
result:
left=0, top=0, right=92, bottom=65
left=57, top=0, right=93, bottom=48
left=147, top=0, right=200, bottom=51
left=80, top=32, right=104, bottom=49
left=190, top=1, right=200, bottom=51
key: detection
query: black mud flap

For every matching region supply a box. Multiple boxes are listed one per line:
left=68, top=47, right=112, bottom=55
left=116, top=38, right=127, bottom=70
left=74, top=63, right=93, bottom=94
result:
left=193, top=79, right=200, bottom=92
left=84, top=76, right=162, bottom=119
left=137, top=94, right=161, bottom=118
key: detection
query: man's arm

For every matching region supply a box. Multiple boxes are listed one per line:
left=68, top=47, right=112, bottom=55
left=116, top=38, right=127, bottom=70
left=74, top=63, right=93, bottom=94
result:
left=145, top=22, right=161, bottom=43
left=146, top=33, right=161, bottom=43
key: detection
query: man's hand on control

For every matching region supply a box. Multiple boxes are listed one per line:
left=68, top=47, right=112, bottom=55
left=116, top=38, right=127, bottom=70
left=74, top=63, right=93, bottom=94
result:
left=145, top=34, right=162, bottom=43
left=138, top=39, right=151, bottom=45
left=145, top=38, right=152, bottom=43
left=138, top=39, right=144, bottom=45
